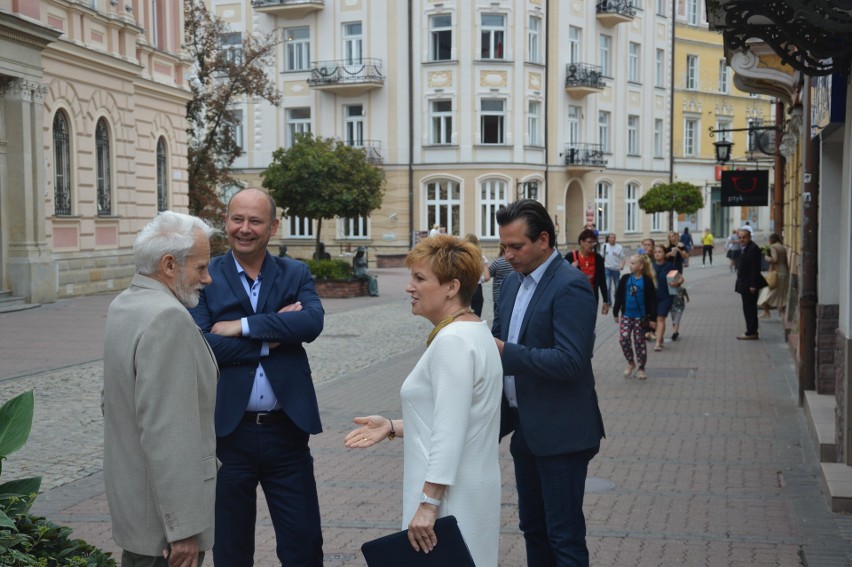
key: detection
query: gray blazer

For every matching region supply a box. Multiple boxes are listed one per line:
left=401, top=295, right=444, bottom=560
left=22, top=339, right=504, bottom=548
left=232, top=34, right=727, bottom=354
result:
left=103, top=274, right=219, bottom=556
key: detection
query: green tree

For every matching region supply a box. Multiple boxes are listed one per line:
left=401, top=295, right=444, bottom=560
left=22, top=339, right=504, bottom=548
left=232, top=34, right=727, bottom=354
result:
left=184, top=0, right=280, bottom=227
left=638, top=182, right=704, bottom=231
left=262, top=134, right=385, bottom=257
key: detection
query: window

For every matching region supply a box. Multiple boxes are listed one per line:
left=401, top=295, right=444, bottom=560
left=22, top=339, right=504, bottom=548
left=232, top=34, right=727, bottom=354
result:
left=599, top=34, right=612, bottom=76
left=651, top=211, right=664, bottom=231
left=655, top=48, right=665, bottom=87
left=687, top=0, right=698, bottom=25
left=53, top=111, right=72, bottom=216
left=598, top=111, right=611, bottom=152
left=595, top=181, right=611, bottom=233
left=628, top=42, right=641, bottom=83
left=686, top=55, right=698, bottom=90
left=96, top=118, right=111, bottom=216
left=568, top=105, right=581, bottom=145
left=569, top=26, right=582, bottom=64
left=654, top=118, right=664, bottom=157
left=227, top=109, right=244, bottom=150
left=220, top=183, right=242, bottom=205
left=480, top=99, right=505, bottom=144
left=150, top=0, right=161, bottom=49
left=287, top=216, right=314, bottom=238
left=481, top=14, right=505, bottom=60
left=521, top=181, right=540, bottom=201
left=430, top=100, right=453, bottom=145
left=657, top=0, right=666, bottom=16
left=684, top=118, right=698, bottom=156
left=156, top=137, right=168, bottom=212
left=345, top=105, right=364, bottom=147
left=430, top=14, right=452, bottom=61
left=343, top=22, right=362, bottom=65
left=528, top=16, right=541, bottom=63
left=716, top=120, right=732, bottom=143
left=285, top=27, right=310, bottom=71
left=747, top=119, right=760, bottom=151
left=528, top=101, right=541, bottom=146
left=625, top=182, right=639, bottom=232
left=479, top=178, right=509, bottom=238
left=718, top=59, right=729, bottom=93
left=426, top=179, right=461, bottom=236
left=286, top=107, right=311, bottom=147
left=340, top=216, right=369, bottom=238
left=220, top=32, right=242, bottom=65
left=627, top=115, right=639, bottom=155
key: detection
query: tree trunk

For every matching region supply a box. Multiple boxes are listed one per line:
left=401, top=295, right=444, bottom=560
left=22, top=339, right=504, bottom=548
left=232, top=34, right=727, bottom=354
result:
left=314, top=217, right=323, bottom=260
left=668, top=209, right=675, bottom=232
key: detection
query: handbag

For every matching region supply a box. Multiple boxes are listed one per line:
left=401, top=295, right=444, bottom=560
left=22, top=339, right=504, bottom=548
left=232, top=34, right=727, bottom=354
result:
left=765, top=270, right=777, bottom=290
left=361, top=516, right=476, bottom=567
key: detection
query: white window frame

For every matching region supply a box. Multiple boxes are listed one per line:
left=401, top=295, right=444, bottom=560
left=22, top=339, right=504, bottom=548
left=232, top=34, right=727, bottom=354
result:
left=655, top=48, right=665, bottom=87
left=716, top=120, right=732, bottom=143
left=343, top=22, right=363, bottom=65
left=625, top=182, right=639, bottom=233
left=430, top=14, right=452, bottom=61
left=227, top=109, right=244, bottom=150
left=480, top=98, right=505, bottom=145
left=687, top=0, right=699, bottom=25
left=528, top=16, right=541, bottom=64
left=425, top=179, right=461, bottom=236
left=568, top=105, right=581, bottom=145
left=595, top=181, right=612, bottom=234
left=344, top=104, right=364, bottom=147
left=287, top=215, right=314, bottom=238
left=718, top=59, right=729, bottom=93
left=627, top=115, right=639, bottom=155
left=683, top=118, right=699, bottom=156
left=657, top=0, right=666, bottom=16
left=528, top=100, right=541, bottom=147
left=598, top=110, right=611, bottom=153
left=479, top=178, right=509, bottom=239
left=651, top=211, right=664, bottom=232
left=481, top=14, right=506, bottom=60
left=628, top=42, right=641, bottom=83
left=284, top=27, right=310, bottom=72
left=599, top=34, right=612, bottom=76
left=686, top=55, right=698, bottom=90
left=569, top=26, right=582, bottom=64
left=339, top=215, right=369, bottom=239
left=430, top=100, right=453, bottom=145
left=286, top=107, right=311, bottom=147
left=221, top=32, right=243, bottom=65
left=95, top=118, right=112, bottom=216
left=654, top=118, right=664, bottom=157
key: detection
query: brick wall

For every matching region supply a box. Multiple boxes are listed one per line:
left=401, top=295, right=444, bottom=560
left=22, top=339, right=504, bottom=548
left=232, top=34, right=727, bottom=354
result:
left=314, top=279, right=369, bottom=299
left=816, top=304, right=839, bottom=394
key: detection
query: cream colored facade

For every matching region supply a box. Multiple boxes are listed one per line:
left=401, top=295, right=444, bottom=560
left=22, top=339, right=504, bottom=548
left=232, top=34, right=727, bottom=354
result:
left=0, top=0, right=191, bottom=302
left=671, top=0, right=774, bottom=238
left=216, top=0, right=672, bottom=260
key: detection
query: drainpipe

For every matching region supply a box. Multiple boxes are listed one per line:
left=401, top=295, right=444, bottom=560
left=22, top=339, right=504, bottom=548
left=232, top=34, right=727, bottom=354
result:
left=669, top=0, right=675, bottom=186
left=407, top=0, right=414, bottom=248
left=774, top=100, right=785, bottom=233
left=799, top=80, right=818, bottom=403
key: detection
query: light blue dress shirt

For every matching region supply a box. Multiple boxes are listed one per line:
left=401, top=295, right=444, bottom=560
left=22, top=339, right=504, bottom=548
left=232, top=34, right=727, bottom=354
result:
left=503, top=249, right=561, bottom=407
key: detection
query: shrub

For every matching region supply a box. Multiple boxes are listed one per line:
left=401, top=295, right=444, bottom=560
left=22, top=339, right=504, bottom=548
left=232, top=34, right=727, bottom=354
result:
left=303, top=259, right=353, bottom=281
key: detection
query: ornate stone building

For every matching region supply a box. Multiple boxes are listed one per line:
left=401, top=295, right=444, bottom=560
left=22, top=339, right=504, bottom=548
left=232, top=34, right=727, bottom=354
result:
left=0, top=0, right=191, bottom=304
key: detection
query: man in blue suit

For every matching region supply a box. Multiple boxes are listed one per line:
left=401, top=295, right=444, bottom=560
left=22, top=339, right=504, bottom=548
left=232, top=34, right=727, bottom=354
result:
left=190, top=188, right=324, bottom=566
left=493, top=200, right=605, bottom=567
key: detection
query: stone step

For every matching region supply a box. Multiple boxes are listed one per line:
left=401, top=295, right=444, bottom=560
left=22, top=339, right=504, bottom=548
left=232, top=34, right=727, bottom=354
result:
left=0, top=291, right=40, bottom=313
left=820, top=463, right=852, bottom=514
left=804, top=390, right=837, bottom=462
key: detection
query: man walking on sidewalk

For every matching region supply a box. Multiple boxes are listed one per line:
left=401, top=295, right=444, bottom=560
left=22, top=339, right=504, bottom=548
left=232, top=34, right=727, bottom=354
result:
left=735, top=228, right=767, bottom=340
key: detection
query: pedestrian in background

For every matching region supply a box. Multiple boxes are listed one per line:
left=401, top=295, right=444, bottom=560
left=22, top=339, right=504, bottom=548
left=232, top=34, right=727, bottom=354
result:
left=345, top=235, right=503, bottom=566
left=701, top=228, right=714, bottom=266
left=463, top=233, right=488, bottom=317
left=734, top=228, right=767, bottom=340
left=669, top=285, right=689, bottom=341
left=725, top=230, right=741, bottom=272
left=652, top=245, right=679, bottom=352
left=602, top=233, right=625, bottom=305
left=612, top=254, right=657, bottom=380
left=680, top=227, right=694, bottom=267
left=485, top=244, right=513, bottom=319
left=103, top=211, right=218, bottom=567
left=565, top=228, right=611, bottom=315
left=665, top=231, right=688, bottom=273
left=758, top=233, right=789, bottom=319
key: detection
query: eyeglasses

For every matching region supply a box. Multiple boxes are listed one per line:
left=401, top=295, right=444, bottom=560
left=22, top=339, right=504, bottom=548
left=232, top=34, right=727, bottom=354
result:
left=583, top=239, right=596, bottom=244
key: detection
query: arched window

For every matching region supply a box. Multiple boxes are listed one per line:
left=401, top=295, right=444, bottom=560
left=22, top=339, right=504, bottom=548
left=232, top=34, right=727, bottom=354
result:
left=595, top=181, right=611, bottom=233
left=479, top=178, right=508, bottom=238
left=425, top=178, right=460, bottom=236
left=156, top=137, right=168, bottom=211
left=96, top=119, right=111, bottom=215
left=625, top=182, right=640, bottom=233
left=53, top=112, right=72, bottom=216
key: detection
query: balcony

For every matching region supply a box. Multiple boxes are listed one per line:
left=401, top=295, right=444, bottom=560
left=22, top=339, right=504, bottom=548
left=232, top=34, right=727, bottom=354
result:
left=349, top=140, right=383, bottom=165
left=251, top=0, right=324, bottom=19
left=596, top=0, right=636, bottom=27
left=307, top=58, right=385, bottom=96
left=564, top=143, right=607, bottom=172
left=564, top=63, right=605, bottom=98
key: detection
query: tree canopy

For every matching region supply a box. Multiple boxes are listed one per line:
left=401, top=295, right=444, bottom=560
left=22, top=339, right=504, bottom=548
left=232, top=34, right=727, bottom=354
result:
left=184, top=0, right=280, bottom=226
left=638, top=182, right=704, bottom=230
left=262, top=134, right=385, bottom=255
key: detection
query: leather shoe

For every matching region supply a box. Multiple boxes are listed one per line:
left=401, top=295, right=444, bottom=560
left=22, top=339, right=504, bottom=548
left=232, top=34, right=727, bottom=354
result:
left=737, top=334, right=759, bottom=340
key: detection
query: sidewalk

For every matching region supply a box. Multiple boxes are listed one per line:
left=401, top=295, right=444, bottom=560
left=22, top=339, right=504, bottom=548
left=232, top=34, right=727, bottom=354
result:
left=4, top=264, right=852, bottom=565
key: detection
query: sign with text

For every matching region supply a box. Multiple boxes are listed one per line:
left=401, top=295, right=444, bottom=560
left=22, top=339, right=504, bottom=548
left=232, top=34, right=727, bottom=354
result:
left=720, top=170, right=769, bottom=207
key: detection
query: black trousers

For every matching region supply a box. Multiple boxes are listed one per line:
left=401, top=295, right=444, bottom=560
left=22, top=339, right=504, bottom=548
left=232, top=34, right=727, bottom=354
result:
left=703, top=245, right=713, bottom=264
left=740, top=290, right=759, bottom=335
left=471, top=284, right=484, bottom=317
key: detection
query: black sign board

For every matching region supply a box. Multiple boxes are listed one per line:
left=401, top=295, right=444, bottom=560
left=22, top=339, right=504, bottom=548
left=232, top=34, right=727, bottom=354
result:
left=720, top=170, right=769, bottom=207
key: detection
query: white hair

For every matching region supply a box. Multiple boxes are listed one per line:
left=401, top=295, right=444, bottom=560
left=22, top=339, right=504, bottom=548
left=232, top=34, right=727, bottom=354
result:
left=134, top=211, right=217, bottom=275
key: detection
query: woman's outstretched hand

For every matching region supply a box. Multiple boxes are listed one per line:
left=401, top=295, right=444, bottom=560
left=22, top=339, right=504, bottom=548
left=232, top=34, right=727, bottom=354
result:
left=344, top=415, right=390, bottom=448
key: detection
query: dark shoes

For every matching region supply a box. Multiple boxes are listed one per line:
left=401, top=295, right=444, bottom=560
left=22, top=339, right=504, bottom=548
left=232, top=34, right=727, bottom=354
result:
left=737, top=334, right=759, bottom=340
left=671, top=332, right=679, bottom=341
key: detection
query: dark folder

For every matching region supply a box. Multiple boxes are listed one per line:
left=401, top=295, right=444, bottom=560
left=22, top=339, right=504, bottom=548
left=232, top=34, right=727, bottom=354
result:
left=361, top=515, right=476, bottom=567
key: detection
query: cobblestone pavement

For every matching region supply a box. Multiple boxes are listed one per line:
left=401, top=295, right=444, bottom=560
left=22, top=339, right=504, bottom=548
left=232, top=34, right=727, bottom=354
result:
left=3, top=265, right=852, bottom=565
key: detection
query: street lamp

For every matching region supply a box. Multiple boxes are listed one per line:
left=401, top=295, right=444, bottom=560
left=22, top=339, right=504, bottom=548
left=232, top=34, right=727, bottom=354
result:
left=708, top=124, right=781, bottom=164
left=713, top=138, right=733, bottom=164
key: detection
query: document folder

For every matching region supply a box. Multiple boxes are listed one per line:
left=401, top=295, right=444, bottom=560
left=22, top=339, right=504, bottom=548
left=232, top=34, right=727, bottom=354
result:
left=361, top=515, right=476, bottom=567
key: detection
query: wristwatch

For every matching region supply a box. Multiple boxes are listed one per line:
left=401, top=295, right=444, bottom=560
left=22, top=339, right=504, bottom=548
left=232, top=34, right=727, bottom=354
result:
left=419, top=492, right=442, bottom=506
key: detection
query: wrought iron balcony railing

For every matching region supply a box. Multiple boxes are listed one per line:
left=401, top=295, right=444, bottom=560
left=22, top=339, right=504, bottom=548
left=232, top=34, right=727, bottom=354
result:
left=350, top=140, right=383, bottom=164
left=307, top=58, right=384, bottom=87
left=596, top=0, right=637, bottom=19
left=251, top=0, right=324, bottom=8
left=565, top=63, right=605, bottom=89
left=564, top=143, right=608, bottom=168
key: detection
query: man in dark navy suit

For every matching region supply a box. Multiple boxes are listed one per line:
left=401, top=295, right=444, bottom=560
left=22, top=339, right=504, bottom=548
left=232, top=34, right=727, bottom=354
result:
left=190, top=188, right=324, bottom=566
left=493, top=200, right=605, bottom=567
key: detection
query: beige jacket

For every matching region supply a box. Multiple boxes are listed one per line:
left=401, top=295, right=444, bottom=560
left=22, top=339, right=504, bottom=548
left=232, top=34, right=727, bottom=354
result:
left=103, top=274, right=218, bottom=556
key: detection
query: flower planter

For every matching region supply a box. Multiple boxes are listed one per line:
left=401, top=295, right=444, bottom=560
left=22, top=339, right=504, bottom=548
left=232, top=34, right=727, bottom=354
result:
left=314, top=279, right=369, bottom=298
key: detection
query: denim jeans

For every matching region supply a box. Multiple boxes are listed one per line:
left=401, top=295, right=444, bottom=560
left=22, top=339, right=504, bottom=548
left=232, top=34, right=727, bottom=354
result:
left=605, top=268, right=621, bottom=302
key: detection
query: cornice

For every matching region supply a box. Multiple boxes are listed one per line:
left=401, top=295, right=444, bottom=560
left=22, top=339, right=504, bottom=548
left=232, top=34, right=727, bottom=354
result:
left=0, top=10, right=63, bottom=49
